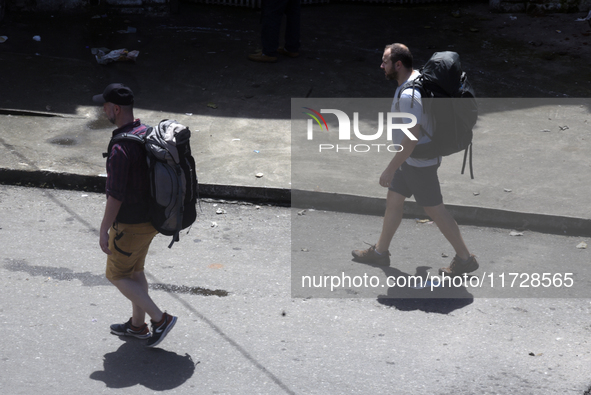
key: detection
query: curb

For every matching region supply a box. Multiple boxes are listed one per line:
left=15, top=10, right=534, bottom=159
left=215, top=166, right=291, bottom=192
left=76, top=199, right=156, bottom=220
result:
left=292, top=190, right=591, bottom=237
left=2, top=168, right=590, bottom=237
left=0, top=168, right=291, bottom=205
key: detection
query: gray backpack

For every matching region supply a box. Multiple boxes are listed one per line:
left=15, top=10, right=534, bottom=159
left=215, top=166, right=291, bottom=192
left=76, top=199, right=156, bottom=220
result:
left=106, top=120, right=199, bottom=247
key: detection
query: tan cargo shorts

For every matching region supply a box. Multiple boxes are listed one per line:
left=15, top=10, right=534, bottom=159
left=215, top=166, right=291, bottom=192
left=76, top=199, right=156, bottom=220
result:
left=105, top=222, right=158, bottom=281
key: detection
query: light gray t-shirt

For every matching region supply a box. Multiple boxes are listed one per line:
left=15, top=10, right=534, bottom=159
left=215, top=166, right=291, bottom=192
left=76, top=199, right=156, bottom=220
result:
left=391, top=70, right=441, bottom=168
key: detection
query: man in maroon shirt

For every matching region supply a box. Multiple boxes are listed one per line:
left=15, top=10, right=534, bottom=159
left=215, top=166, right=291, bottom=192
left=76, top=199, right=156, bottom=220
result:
left=94, top=83, right=177, bottom=348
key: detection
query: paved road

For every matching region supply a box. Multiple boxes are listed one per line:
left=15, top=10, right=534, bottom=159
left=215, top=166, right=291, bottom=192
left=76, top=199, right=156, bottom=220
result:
left=1, top=185, right=590, bottom=394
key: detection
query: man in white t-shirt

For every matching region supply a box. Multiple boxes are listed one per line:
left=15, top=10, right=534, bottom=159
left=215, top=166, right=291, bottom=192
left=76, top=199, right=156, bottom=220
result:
left=352, top=43, right=478, bottom=277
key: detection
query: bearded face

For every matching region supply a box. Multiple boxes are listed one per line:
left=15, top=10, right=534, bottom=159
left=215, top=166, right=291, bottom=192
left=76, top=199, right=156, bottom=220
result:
left=381, top=49, right=398, bottom=81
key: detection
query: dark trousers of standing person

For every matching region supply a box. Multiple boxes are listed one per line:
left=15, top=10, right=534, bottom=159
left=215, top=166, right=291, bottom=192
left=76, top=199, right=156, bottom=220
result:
left=261, top=0, right=300, bottom=56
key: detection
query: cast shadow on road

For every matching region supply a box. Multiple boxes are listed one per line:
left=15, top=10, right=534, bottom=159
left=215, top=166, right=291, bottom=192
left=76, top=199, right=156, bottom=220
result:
left=361, top=262, right=473, bottom=314
left=3, top=258, right=229, bottom=296
left=90, top=338, right=197, bottom=391
left=3, top=258, right=110, bottom=286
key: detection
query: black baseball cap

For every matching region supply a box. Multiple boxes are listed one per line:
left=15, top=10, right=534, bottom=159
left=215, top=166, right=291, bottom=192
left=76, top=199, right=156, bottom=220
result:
left=93, top=83, right=134, bottom=106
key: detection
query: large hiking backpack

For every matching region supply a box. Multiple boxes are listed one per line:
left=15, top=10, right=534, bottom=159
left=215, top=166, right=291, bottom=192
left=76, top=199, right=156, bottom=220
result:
left=396, top=51, right=478, bottom=178
left=105, top=120, right=199, bottom=247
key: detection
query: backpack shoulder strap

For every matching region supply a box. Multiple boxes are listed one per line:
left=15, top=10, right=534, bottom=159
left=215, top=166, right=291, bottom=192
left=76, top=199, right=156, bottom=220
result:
left=395, top=77, right=432, bottom=141
left=102, top=133, right=146, bottom=158
left=397, top=80, right=415, bottom=99
left=396, top=78, right=424, bottom=109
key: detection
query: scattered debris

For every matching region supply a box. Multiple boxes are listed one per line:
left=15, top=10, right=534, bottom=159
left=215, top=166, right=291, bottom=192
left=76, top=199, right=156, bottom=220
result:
left=510, top=231, right=524, bottom=236
left=441, top=253, right=449, bottom=258
left=473, top=192, right=480, bottom=196
left=559, top=125, right=569, bottom=131
left=211, top=221, right=218, bottom=228
left=416, top=219, right=430, bottom=224
left=255, top=173, right=264, bottom=178
left=207, top=102, right=218, bottom=109
left=32, top=35, right=41, bottom=42
left=576, top=10, right=591, bottom=25
left=216, top=208, right=226, bottom=215
left=92, top=48, right=139, bottom=65
left=301, top=248, right=309, bottom=252
left=0, top=36, right=7, bottom=43
left=504, top=188, right=512, bottom=192
left=576, top=242, right=587, bottom=249
left=253, top=150, right=260, bottom=153
left=297, top=210, right=306, bottom=216
left=540, top=129, right=551, bottom=133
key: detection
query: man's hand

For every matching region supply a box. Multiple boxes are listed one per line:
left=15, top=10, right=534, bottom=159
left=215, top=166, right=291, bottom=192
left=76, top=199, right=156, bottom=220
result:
left=99, top=196, right=122, bottom=255
left=100, top=230, right=112, bottom=255
left=379, top=167, right=396, bottom=188
left=378, top=131, right=420, bottom=188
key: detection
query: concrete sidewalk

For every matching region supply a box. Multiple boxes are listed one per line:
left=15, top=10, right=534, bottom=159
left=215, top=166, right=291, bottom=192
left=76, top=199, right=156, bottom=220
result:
left=0, top=2, right=590, bottom=234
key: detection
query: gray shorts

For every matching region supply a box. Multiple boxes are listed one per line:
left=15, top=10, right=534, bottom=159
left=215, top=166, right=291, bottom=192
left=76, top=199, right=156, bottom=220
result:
left=389, top=162, right=443, bottom=207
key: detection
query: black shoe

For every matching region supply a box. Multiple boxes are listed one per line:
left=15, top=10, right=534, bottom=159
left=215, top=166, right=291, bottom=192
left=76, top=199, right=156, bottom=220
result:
left=146, top=313, right=177, bottom=348
left=110, top=318, right=151, bottom=339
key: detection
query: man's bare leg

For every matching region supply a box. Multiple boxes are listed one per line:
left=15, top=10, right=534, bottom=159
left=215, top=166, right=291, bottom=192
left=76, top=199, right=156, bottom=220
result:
left=423, top=203, right=471, bottom=260
left=352, top=190, right=405, bottom=265
left=375, top=190, right=406, bottom=253
left=109, top=271, right=163, bottom=326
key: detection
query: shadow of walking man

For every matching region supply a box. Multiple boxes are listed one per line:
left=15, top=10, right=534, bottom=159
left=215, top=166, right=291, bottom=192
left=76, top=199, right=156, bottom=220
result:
left=365, top=263, right=474, bottom=314
left=90, top=339, right=196, bottom=390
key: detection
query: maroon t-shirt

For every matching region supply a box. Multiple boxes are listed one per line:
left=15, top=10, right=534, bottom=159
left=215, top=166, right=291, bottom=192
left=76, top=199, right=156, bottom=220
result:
left=105, top=119, right=151, bottom=224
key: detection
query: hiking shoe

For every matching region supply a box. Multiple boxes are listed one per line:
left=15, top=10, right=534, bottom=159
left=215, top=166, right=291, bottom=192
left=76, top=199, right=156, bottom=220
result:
left=438, top=254, right=479, bottom=277
left=248, top=51, right=278, bottom=63
left=277, top=47, right=299, bottom=58
left=351, top=244, right=390, bottom=266
left=110, top=318, right=151, bottom=339
left=146, top=313, right=177, bottom=348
